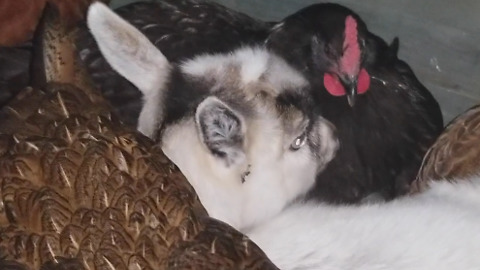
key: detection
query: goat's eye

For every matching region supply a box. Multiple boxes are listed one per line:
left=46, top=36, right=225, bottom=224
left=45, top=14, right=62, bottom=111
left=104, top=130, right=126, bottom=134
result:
left=290, top=133, right=307, bottom=151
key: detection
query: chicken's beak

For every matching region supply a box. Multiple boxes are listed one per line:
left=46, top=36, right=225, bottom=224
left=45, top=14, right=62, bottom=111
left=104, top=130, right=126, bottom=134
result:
left=347, top=85, right=357, bottom=107
left=341, top=76, right=358, bottom=107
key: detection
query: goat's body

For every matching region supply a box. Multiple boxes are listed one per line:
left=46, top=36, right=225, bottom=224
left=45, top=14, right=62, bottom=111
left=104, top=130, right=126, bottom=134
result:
left=245, top=178, right=480, bottom=270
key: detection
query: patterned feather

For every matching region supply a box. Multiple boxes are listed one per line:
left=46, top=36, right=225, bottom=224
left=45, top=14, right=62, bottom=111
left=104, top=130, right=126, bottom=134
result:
left=411, top=104, right=480, bottom=193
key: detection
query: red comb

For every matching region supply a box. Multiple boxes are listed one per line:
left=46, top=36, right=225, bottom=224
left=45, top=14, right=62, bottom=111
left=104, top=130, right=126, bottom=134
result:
left=341, top=16, right=361, bottom=76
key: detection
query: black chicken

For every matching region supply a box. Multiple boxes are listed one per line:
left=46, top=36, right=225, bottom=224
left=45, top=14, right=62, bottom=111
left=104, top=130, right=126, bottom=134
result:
left=266, top=3, right=444, bottom=202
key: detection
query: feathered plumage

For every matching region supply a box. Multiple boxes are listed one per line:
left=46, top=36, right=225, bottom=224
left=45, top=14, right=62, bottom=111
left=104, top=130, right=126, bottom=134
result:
left=411, top=104, right=480, bottom=193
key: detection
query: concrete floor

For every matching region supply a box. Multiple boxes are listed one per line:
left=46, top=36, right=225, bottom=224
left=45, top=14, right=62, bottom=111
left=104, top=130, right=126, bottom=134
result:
left=110, top=0, right=480, bottom=122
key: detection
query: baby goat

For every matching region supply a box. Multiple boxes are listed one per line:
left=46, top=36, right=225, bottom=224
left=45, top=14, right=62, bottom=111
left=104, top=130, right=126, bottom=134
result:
left=87, top=3, right=338, bottom=231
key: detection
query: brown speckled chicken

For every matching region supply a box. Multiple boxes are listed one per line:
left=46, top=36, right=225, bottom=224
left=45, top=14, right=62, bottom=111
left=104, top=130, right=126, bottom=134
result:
left=0, top=4, right=278, bottom=270
left=410, top=104, right=480, bottom=193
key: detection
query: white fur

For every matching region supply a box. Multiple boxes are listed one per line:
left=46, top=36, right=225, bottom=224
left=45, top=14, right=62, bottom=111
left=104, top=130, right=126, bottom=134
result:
left=87, top=3, right=170, bottom=137
left=242, top=177, right=480, bottom=270
left=161, top=121, right=246, bottom=228
left=162, top=111, right=337, bottom=231
left=265, top=51, right=309, bottom=91
left=181, top=47, right=269, bottom=85
left=181, top=46, right=308, bottom=93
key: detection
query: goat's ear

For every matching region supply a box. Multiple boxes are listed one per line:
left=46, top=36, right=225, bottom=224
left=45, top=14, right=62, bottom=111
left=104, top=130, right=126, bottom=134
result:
left=87, top=2, right=170, bottom=96
left=195, top=97, right=247, bottom=167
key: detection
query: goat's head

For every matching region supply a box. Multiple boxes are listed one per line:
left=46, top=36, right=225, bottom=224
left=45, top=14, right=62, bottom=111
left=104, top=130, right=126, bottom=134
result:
left=88, top=3, right=338, bottom=230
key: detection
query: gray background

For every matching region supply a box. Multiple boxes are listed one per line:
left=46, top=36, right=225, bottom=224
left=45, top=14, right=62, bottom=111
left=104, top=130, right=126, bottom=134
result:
left=110, top=0, right=480, bottom=123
